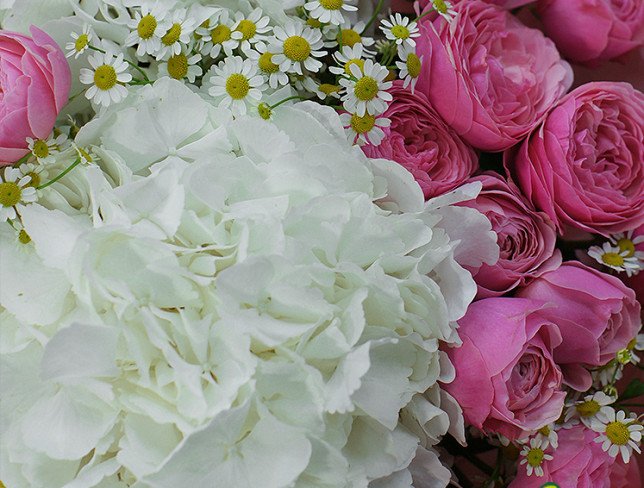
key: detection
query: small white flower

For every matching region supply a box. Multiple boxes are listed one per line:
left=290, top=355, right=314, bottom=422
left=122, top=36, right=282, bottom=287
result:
left=564, top=391, right=616, bottom=428
left=330, top=44, right=366, bottom=76
left=519, top=438, right=553, bottom=477
left=18, top=162, right=49, bottom=190
left=158, top=49, right=203, bottom=82
left=155, top=9, right=195, bottom=60
left=340, top=111, right=390, bottom=146
left=0, top=167, right=37, bottom=222
left=396, top=44, right=423, bottom=92
left=207, top=56, right=265, bottom=116
left=270, top=21, right=327, bottom=75
left=65, top=25, right=93, bottom=59
left=246, top=43, right=289, bottom=89
left=380, top=13, right=420, bottom=48
left=80, top=51, right=132, bottom=107
left=328, top=20, right=375, bottom=52
left=533, top=424, right=558, bottom=450
left=588, top=241, right=641, bottom=276
left=125, top=3, right=170, bottom=57
left=339, top=59, right=392, bottom=117
left=432, top=0, right=457, bottom=23
left=594, top=409, right=642, bottom=463
left=26, top=133, right=68, bottom=165
left=592, top=361, right=623, bottom=387
left=305, top=0, right=358, bottom=26
left=314, top=83, right=342, bottom=101
left=72, top=144, right=96, bottom=166
left=10, top=219, right=32, bottom=245
left=609, top=230, right=644, bottom=260
left=230, top=8, right=272, bottom=55
left=196, top=9, right=237, bottom=59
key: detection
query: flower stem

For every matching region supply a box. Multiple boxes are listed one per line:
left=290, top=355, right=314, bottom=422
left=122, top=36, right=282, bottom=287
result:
left=362, top=0, right=385, bottom=34
left=37, top=158, right=82, bottom=190
left=270, top=95, right=310, bottom=110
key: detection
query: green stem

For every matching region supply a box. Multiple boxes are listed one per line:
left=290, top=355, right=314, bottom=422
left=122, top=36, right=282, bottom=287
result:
left=270, top=95, right=310, bottom=110
left=88, top=45, right=150, bottom=82
left=362, top=0, right=385, bottom=34
left=37, top=158, right=81, bottom=190
left=13, top=153, right=32, bottom=167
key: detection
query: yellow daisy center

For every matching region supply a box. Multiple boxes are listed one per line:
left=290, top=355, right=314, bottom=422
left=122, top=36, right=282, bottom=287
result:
left=605, top=421, right=631, bottom=445
left=526, top=448, right=545, bottom=468
left=226, top=73, right=250, bottom=100
left=344, top=58, right=365, bottom=75
left=18, top=229, right=31, bottom=244
left=0, top=182, right=21, bottom=207
left=32, top=140, right=50, bottom=159
left=576, top=400, right=600, bottom=417
left=433, top=0, right=449, bottom=14
left=319, top=83, right=340, bottom=95
left=354, top=76, right=379, bottom=101
left=94, top=65, right=117, bottom=91
left=258, top=102, right=272, bottom=120
left=337, top=28, right=362, bottom=47
left=307, top=18, right=322, bottom=29
left=258, top=52, right=279, bottom=73
left=538, top=425, right=551, bottom=436
left=391, top=25, right=410, bottom=40
left=25, top=171, right=40, bottom=188
left=616, top=238, right=636, bottom=258
left=406, top=53, right=421, bottom=78
left=283, top=35, right=311, bottom=62
left=320, top=0, right=344, bottom=9
left=167, top=54, right=188, bottom=79
left=211, top=25, right=232, bottom=44
left=235, top=20, right=257, bottom=41
left=162, top=23, right=182, bottom=46
left=137, top=14, right=158, bottom=40
left=74, top=33, right=89, bottom=52
left=350, top=113, right=375, bottom=134
left=602, top=252, right=625, bottom=267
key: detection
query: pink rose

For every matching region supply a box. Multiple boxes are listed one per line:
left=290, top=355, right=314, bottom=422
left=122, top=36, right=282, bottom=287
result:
left=0, top=26, right=71, bottom=165
left=610, top=454, right=642, bottom=488
left=458, top=172, right=561, bottom=298
left=391, top=0, right=534, bottom=13
left=538, top=0, right=644, bottom=65
left=507, top=82, right=644, bottom=236
left=509, top=425, right=614, bottom=487
left=415, top=1, right=572, bottom=151
left=517, top=261, right=641, bottom=390
left=362, top=82, right=478, bottom=199
left=444, top=297, right=565, bottom=440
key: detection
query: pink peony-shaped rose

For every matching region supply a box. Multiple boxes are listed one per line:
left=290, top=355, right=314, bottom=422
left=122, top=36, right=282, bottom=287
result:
left=507, top=82, right=644, bottom=236
left=362, top=82, right=478, bottom=199
left=458, top=172, right=561, bottom=298
left=415, top=0, right=572, bottom=151
left=0, top=26, right=71, bottom=165
left=444, top=297, right=565, bottom=440
left=509, top=425, right=615, bottom=487
left=610, top=451, right=642, bottom=488
left=517, top=261, right=641, bottom=391
left=538, top=0, right=644, bottom=65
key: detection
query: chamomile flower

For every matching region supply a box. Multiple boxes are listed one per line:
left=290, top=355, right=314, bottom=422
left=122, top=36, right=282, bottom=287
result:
left=592, top=361, right=622, bottom=388
left=432, top=0, right=457, bottom=23
left=246, top=44, right=289, bottom=89
left=208, top=56, right=266, bottom=116
left=80, top=51, right=132, bottom=107
left=125, top=3, right=170, bottom=57
left=331, top=20, right=375, bottom=52
left=396, top=44, right=422, bottom=92
left=65, top=25, right=93, bottom=59
left=0, top=167, right=37, bottom=222
left=159, top=50, right=203, bottom=82
left=26, top=133, right=68, bottom=165
left=519, top=438, right=553, bottom=477
left=196, top=9, right=237, bottom=59
left=230, top=8, right=272, bottom=55
left=564, top=391, right=616, bottom=428
left=156, top=9, right=195, bottom=60
left=330, top=44, right=366, bottom=76
left=270, top=21, right=327, bottom=75
left=339, top=59, right=392, bottom=116
left=340, top=111, right=390, bottom=146
left=380, top=13, right=420, bottom=48
left=10, top=220, right=32, bottom=245
left=594, top=409, right=642, bottom=463
left=18, top=162, right=49, bottom=190
left=315, top=83, right=342, bottom=101
left=588, top=242, right=641, bottom=276
left=72, top=144, right=96, bottom=166
left=533, top=424, right=558, bottom=450
left=609, top=230, right=644, bottom=261
left=305, top=0, right=358, bottom=26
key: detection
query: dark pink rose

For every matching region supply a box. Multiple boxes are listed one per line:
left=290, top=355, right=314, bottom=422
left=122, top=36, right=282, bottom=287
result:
left=517, top=261, right=641, bottom=391
left=610, top=450, right=642, bottom=487
left=444, top=297, right=565, bottom=440
left=538, top=0, right=644, bottom=65
left=509, top=425, right=614, bottom=488
left=458, top=172, right=561, bottom=298
left=0, top=26, right=71, bottom=165
left=362, top=82, right=478, bottom=198
left=507, top=82, right=644, bottom=236
left=415, top=0, right=572, bottom=151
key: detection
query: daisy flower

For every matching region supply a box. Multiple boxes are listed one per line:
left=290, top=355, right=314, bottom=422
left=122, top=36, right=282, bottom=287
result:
left=396, top=44, right=423, bottom=92
left=230, top=8, right=272, bottom=55
left=588, top=242, right=641, bottom=276
left=270, top=21, right=327, bottom=75
left=125, top=3, right=170, bottom=57
left=65, top=25, right=93, bottom=59
left=594, top=409, right=642, bottom=463
left=330, top=44, right=366, bottom=76
left=305, top=0, right=358, bottom=26
left=432, top=0, right=457, bottom=22
left=610, top=230, right=644, bottom=261
left=314, top=83, right=342, bottom=101
left=380, top=13, right=420, bottom=48
left=159, top=49, right=203, bottom=82
left=533, top=424, right=558, bottom=450
left=26, top=133, right=68, bottom=165
left=72, top=144, right=96, bottom=166
left=246, top=43, right=289, bottom=89
left=196, top=9, right=237, bottom=59
left=156, top=9, right=195, bottom=60
left=340, top=111, right=390, bottom=146
left=564, top=391, right=615, bottom=428
left=18, top=162, right=49, bottom=190
left=0, top=167, right=37, bottom=222
left=329, top=20, right=375, bottom=53
left=80, top=51, right=132, bottom=107
left=339, top=59, right=392, bottom=116
left=11, top=220, right=32, bottom=245
left=519, top=438, right=553, bottom=477
left=208, top=56, right=266, bottom=116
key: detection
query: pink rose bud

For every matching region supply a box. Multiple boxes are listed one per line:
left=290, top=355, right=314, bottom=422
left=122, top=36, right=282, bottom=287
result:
left=0, top=26, right=71, bottom=165
left=362, top=82, right=478, bottom=199
left=507, top=82, right=644, bottom=236
left=517, top=261, right=641, bottom=391
left=415, top=0, right=572, bottom=151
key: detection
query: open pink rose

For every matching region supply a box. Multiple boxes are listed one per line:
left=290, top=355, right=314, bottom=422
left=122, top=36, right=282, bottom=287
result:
left=509, top=425, right=614, bottom=487
left=517, top=261, right=641, bottom=391
left=362, top=82, right=478, bottom=199
left=508, top=82, right=644, bottom=236
left=538, top=0, right=644, bottom=65
left=458, top=172, right=561, bottom=298
left=415, top=0, right=572, bottom=151
left=0, top=26, right=71, bottom=165
left=444, top=297, right=565, bottom=440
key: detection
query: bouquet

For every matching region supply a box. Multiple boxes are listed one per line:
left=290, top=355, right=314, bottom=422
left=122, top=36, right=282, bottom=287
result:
left=0, top=0, right=641, bottom=487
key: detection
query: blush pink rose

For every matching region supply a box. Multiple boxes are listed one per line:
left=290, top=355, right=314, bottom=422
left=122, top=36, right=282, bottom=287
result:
left=516, top=261, right=641, bottom=391
left=509, top=425, right=614, bottom=487
left=362, top=82, right=478, bottom=198
left=0, top=26, right=71, bottom=165
left=538, top=0, right=644, bottom=65
left=507, top=82, right=644, bottom=236
left=458, top=172, right=561, bottom=298
left=415, top=0, right=572, bottom=151
left=444, top=297, right=565, bottom=440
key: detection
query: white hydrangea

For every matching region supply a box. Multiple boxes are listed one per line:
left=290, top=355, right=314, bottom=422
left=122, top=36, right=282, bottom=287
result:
left=0, top=78, right=498, bottom=488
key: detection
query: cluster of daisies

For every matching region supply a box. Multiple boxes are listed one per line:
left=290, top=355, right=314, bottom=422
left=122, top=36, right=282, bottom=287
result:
left=587, top=231, right=644, bottom=277
left=66, top=0, right=455, bottom=146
